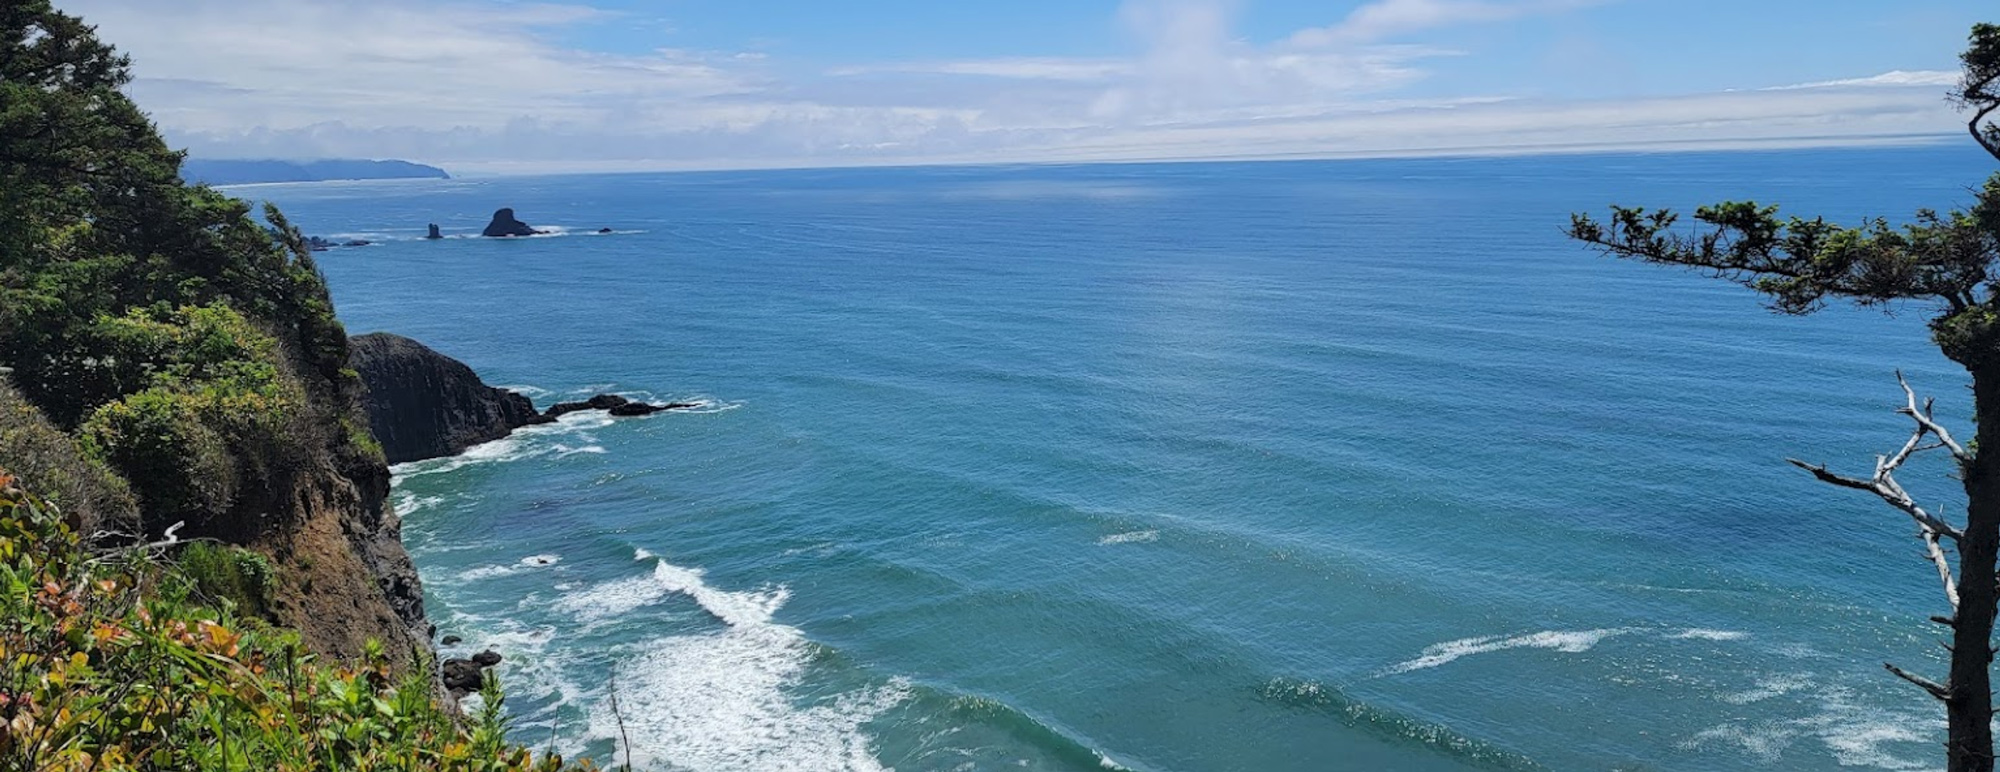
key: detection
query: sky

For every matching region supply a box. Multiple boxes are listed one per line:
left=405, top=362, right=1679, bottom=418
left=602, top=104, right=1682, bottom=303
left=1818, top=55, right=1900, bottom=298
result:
left=50, top=0, right=1999, bottom=173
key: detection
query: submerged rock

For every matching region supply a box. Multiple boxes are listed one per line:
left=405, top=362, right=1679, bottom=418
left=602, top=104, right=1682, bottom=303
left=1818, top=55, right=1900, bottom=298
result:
left=481, top=207, right=540, bottom=237
left=347, top=333, right=546, bottom=464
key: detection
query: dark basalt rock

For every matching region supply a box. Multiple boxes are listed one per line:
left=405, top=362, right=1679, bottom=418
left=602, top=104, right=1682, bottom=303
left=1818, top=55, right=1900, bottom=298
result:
left=481, top=207, right=541, bottom=237
left=441, top=634, right=463, bottom=646
left=543, top=393, right=697, bottom=419
left=597, top=227, right=613, bottom=234
left=426, top=223, right=444, bottom=240
left=441, top=650, right=503, bottom=695
left=348, top=333, right=546, bottom=464
left=609, top=401, right=701, bottom=417
left=303, top=235, right=369, bottom=251
left=544, top=394, right=630, bottom=418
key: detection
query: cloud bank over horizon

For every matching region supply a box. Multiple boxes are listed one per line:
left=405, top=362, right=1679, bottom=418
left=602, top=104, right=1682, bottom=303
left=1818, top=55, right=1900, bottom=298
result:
left=56, top=0, right=1983, bottom=173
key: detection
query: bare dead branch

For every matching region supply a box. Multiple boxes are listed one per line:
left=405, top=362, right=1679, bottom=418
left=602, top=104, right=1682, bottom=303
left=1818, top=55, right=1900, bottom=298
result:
left=1928, top=531, right=1962, bottom=610
left=1898, top=371, right=1972, bottom=463
left=1788, top=459, right=1963, bottom=542
left=1887, top=662, right=1953, bottom=701
left=1786, top=375, right=1975, bottom=616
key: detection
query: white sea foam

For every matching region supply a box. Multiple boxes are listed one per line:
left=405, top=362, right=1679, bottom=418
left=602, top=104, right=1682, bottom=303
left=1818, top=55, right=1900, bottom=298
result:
left=581, top=551, right=907, bottom=770
left=455, top=554, right=562, bottom=582
left=1097, top=530, right=1159, bottom=545
left=391, top=411, right=617, bottom=479
left=1687, top=681, right=1933, bottom=769
left=1670, top=628, right=1750, bottom=642
left=1722, top=673, right=1813, bottom=705
left=392, top=492, right=446, bottom=516
left=1383, top=625, right=1754, bottom=677
left=552, top=571, right=672, bottom=623
left=1384, top=629, right=1631, bottom=675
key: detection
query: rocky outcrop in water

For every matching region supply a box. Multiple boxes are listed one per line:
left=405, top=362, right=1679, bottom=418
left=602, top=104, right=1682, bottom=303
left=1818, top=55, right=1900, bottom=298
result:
left=481, top=208, right=541, bottom=237
left=348, top=333, right=546, bottom=464
left=544, top=393, right=700, bottom=419
left=426, top=223, right=443, bottom=240
left=441, top=650, right=503, bottom=695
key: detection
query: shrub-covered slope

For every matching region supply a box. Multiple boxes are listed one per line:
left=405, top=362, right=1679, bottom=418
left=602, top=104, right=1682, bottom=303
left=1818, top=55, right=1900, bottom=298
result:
left=0, top=2, right=424, bottom=666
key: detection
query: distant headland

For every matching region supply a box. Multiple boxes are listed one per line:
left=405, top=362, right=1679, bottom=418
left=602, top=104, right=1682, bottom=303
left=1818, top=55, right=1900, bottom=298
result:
left=183, top=158, right=450, bottom=186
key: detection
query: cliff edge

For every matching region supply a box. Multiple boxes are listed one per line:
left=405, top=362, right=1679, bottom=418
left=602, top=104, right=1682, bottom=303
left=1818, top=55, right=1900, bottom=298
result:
left=349, top=333, right=545, bottom=464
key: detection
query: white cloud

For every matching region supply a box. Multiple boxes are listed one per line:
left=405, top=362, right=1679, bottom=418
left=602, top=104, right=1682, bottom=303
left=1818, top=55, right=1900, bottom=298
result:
left=1765, top=70, right=1962, bottom=91
left=51, top=0, right=1970, bottom=173
left=1288, top=0, right=1608, bottom=48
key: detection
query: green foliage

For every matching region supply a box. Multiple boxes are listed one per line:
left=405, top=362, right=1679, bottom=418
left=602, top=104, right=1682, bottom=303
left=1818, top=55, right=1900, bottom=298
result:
left=65, top=304, right=308, bottom=533
left=1570, top=22, right=2000, bottom=772
left=0, top=381, right=135, bottom=537
left=173, top=541, right=274, bottom=620
left=0, top=2, right=372, bottom=544
left=1955, top=23, right=2000, bottom=157
left=0, top=472, right=593, bottom=772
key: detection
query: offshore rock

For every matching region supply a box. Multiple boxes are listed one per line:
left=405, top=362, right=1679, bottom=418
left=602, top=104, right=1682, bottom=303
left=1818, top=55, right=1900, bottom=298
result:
left=425, top=223, right=443, bottom=240
left=348, top=333, right=544, bottom=464
left=609, top=400, right=700, bottom=417
left=441, top=650, right=503, bottom=695
left=544, top=393, right=699, bottom=419
left=544, top=394, right=630, bottom=418
left=481, top=207, right=540, bottom=237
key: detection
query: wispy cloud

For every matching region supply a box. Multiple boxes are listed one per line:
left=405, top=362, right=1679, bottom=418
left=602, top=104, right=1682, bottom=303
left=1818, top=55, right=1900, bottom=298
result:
left=1287, top=0, right=1609, bottom=48
left=52, top=0, right=1966, bottom=173
left=1765, top=70, right=1961, bottom=91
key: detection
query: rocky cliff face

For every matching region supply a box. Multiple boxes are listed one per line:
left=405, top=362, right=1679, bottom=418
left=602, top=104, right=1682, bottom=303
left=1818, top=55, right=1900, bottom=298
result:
left=348, top=333, right=543, bottom=464
left=256, top=452, right=430, bottom=665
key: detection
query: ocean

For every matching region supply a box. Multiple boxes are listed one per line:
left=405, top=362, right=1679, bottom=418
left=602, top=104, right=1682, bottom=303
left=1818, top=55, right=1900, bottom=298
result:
left=247, top=143, right=1996, bottom=771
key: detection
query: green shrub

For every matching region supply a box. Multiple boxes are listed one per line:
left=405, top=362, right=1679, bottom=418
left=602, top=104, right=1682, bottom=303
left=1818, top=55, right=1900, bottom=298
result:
left=0, top=471, right=595, bottom=772
left=0, top=381, right=137, bottom=537
left=175, top=541, right=275, bottom=619
left=79, top=387, right=238, bottom=527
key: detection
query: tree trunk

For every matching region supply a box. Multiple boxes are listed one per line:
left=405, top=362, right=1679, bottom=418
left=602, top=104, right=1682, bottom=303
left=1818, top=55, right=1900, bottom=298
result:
left=1952, top=367, right=2000, bottom=772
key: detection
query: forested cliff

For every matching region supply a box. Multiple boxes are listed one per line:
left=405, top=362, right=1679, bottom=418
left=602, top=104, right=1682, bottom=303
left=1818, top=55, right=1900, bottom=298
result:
left=0, top=2, right=426, bottom=666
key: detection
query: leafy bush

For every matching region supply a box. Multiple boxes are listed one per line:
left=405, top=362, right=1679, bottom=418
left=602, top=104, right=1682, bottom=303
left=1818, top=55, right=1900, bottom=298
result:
left=174, top=541, right=274, bottom=620
left=72, top=303, right=309, bottom=535
left=0, top=382, right=136, bottom=537
left=0, top=472, right=595, bottom=772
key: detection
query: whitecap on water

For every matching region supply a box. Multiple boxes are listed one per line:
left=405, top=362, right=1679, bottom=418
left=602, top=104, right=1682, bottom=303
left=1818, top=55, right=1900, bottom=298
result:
left=1669, top=628, right=1749, bottom=642
left=1382, top=628, right=1632, bottom=675
left=1097, top=530, right=1159, bottom=545
left=570, top=551, right=907, bottom=770
left=1382, top=626, right=1752, bottom=677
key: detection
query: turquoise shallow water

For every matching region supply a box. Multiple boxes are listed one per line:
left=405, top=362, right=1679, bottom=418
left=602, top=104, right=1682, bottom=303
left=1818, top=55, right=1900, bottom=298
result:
left=252, top=145, right=1993, bottom=771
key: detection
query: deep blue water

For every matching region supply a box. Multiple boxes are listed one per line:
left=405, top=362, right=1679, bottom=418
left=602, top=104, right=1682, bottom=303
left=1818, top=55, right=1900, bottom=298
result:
left=250, top=144, right=1996, bottom=771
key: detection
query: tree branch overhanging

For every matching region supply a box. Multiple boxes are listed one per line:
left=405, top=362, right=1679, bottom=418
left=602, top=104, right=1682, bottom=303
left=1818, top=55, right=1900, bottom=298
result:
left=1788, top=375, right=1970, bottom=616
left=1889, top=661, right=1955, bottom=702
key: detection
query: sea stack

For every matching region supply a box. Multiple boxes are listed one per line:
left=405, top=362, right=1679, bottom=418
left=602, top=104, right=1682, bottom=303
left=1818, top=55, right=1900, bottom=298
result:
left=425, top=223, right=443, bottom=240
left=481, top=208, right=539, bottom=237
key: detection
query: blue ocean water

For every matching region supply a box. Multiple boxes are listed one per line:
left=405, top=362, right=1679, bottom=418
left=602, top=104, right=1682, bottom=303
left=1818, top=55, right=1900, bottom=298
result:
left=248, top=144, right=1997, bottom=771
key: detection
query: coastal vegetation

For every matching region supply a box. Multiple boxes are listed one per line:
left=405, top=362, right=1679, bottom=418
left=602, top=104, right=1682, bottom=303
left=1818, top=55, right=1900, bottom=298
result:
left=0, top=474, right=588, bottom=771
left=0, top=2, right=589, bottom=769
left=1569, top=22, right=2000, bottom=772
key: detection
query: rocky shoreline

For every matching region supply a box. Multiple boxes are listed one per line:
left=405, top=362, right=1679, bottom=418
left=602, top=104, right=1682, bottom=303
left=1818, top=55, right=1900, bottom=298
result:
left=349, top=332, right=697, bottom=465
